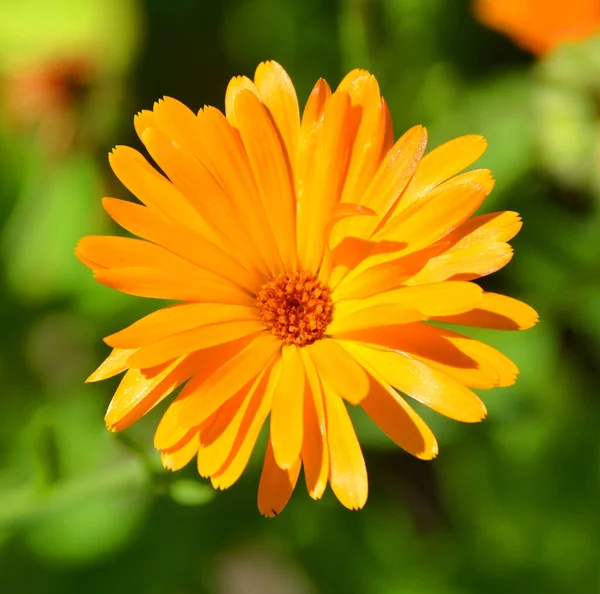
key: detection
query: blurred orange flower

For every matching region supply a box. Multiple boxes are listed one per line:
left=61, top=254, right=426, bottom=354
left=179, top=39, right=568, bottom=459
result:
left=2, top=56, right=93, bottom=152
left=77, top=61, right=538, bottom=516
left=474, top=0, right=600, bottom=55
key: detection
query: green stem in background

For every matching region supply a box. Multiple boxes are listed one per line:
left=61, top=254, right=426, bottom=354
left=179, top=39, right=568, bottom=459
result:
left=339, top=0, right=371, bottom=71
left=0, top=459, right=147, bottom=529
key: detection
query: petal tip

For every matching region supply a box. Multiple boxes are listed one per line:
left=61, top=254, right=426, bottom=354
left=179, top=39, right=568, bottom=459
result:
left=104, top=419, right=119, bottom=432
left=85, top=363, right=109, bottom=383
left=521, top=312, right=540, bottom=330
left=415, top=442, right=439, bottom=461
left=210, top=476, right=229, bottom=491
left=259, top=508, right=281, bottom=518
left=160, top=452, right=176, bottom=471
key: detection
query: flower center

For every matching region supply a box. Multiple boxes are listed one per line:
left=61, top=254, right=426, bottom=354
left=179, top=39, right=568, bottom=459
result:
left=256, top=271, right=334, bottom=347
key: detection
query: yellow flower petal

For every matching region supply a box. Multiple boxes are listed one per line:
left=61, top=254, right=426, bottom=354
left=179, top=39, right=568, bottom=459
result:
left=343, top=125, right=428, bottom=240
left=197, top=107, right=283, bottom=275
left=337, top=75, right=388, bottom=219
left=296, top=78, right=331, bottom=263
left=126, top=320, right=266, bottom=369
left=307, top=339, right=369, bottom=405
left=105, top=355, right=195, bottom=432
left=270, top=345, right=305, bottom=469
left=336, top=68, right=371, bottom=93
left=161, top=431, right=200, bottom=471
left=332, top=244, right=444, bottom=299
left=86, top=347, right=135, bottom=383
left=361, top=375, right=438, bottom=460
left=253, top=60, right=300, bottom=167
left=140, top=124, right=269, bottom=277
left=298, top=90, right=353, bottom=272
left=154, top=394, right=191, bottom=451
left=324, top=384, right=368, bottom=510
left=372, top=281, right=484, bottom=317
left=298, top=78, right=331, bottom=135
left=258, top=440, right=302, bottom=517
left=377, top=169, right=495, bottom=250
left=409, top=211, right=522, bottom=284
left=77, top=235, right=189, bottom=271
left=209, top=365, right=277, bottom=489
left=234, top=90, right=297, bottom=271
left=105, top=303, right=258, bottom=349
left=435, top=292, right=539, bottom=331
left=224, top=75, right=259, bottom=127
left=180, top=333, right=280, bottom=428
left=415, top=243, right=514, bottom=284
left=299, top=349, right=329, bottom=500
left=102, top=197, right=257, bottom=291
left=335, top=323, right=504, bottom=389
left=153, top=338, right=263, bottom=450
left=151, top=97, right=215, bottom=174
left=398, top=135, right=488, bottom=212
left=108, top=146, right=208, bottom=235
left=78, top=237, right=250, bottom=304
left=196, top=369, right=270, bottom=479
left=327, top=299, right=424, bottom=335
left=133, top=109, right=154, bottom=142
left=327, top=235, right=409, bottom=291
left=450, top=210, right=523, bottom=244
left=439, top=328, right=520, bottom=387
left=94, top=266, right=250, bottom=305
left=345, top=342, right=487, bottom=422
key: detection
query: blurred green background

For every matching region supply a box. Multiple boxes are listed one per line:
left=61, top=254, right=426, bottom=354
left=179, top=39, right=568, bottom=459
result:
left=0, top=1, right=598, bottom=592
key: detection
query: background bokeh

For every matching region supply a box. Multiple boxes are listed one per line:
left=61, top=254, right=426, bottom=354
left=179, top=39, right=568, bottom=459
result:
left=1, top=1, right=599, bottom=592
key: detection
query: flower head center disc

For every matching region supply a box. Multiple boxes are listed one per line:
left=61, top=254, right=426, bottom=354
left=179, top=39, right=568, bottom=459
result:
left=256, top=271, right=334, bottom=347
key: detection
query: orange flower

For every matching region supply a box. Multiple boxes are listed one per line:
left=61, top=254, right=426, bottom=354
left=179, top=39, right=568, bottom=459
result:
left=77, top=61, right=538, bottom=516
left=474, top=0, right=600, bottom=55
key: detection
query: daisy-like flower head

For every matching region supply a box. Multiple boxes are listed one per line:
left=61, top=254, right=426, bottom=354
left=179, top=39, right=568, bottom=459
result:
left=77, top=61, right=538, bottom=516
left=474, top=0, right=600, bottom=55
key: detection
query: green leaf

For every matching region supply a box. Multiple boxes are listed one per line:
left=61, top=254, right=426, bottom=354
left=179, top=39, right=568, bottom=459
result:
left=3, top=152, right=106, bottom=302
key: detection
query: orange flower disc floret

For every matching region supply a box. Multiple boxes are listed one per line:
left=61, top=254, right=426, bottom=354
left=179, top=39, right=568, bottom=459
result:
left=256, top=271, right=333, bottom=347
